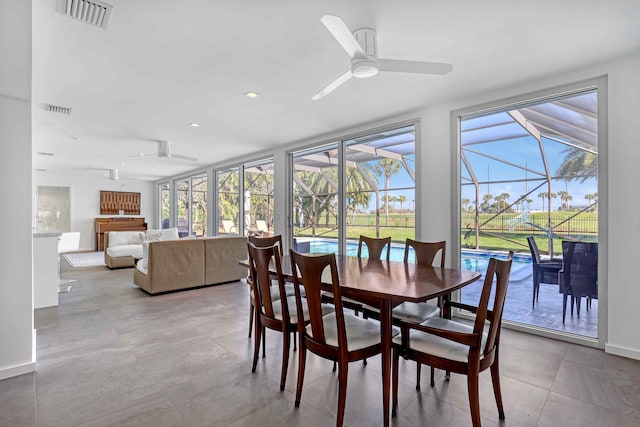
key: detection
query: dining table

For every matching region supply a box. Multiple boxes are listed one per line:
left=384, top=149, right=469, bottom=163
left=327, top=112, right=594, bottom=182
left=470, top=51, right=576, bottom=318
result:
left=241, top=253, right=481, bottom=426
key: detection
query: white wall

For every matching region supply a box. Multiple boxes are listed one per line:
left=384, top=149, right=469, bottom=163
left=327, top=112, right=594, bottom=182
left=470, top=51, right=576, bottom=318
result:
left=0, top=0, right=34, bottom=380
left=32, top=172, right=156, bottom=251
left=0, top=95, right=34, bottom=380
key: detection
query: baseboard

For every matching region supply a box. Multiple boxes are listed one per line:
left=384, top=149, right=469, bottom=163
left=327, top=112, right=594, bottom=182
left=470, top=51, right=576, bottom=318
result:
left=0, top=361, right=35, bottom=381
left=605, top=343, right=640, bottom=361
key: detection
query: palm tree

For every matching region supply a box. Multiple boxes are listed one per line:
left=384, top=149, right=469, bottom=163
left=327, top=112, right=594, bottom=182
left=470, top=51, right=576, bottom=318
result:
left=557, top=190, right=573, bottom=211
left=398, top=195, right=406, bottom=213
left=538, top=192, right=548, bottom=211
left=496, top=192, right=510, bottom=212
left=372, top=158, right=402, bottom=226
left=480, top=193, right=493, bottom=213
left=461, top=197, right=471, bottom=212
left=584, top=192, right=598, bottom=211
left=556, top=147, right=598, bottom=182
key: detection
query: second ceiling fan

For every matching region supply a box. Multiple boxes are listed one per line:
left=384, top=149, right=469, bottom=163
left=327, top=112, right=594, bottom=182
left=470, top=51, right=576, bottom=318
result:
left=313, top=15, right=453, bottom=100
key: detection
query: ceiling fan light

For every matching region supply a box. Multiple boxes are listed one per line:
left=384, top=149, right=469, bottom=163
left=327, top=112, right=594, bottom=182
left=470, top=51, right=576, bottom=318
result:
left=352, top=59, right=379, bottom=78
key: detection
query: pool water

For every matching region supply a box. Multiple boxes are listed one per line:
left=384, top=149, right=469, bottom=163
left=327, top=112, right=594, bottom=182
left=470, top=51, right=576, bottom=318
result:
left=303, top=239, right=531, bottom=279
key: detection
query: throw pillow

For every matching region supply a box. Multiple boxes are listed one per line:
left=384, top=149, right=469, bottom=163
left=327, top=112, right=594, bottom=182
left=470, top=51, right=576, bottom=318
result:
left=142, top=233, right=163, bottom=260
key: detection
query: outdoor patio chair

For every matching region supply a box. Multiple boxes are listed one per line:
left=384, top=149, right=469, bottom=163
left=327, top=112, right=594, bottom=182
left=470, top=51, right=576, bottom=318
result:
left=559, top=241, right=598, bottom=323
left=527, top=236, right=562, bottom=308
left=391, top=252, right=514, bottom=427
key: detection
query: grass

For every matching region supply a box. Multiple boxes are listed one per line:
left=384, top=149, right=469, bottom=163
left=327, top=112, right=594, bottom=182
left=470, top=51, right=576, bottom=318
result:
left=296, top=211, right=598, bottom=257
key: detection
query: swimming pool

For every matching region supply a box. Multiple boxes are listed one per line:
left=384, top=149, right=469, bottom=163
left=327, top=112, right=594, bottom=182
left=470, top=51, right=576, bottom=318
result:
left=299, top=238, right=531, bottom=279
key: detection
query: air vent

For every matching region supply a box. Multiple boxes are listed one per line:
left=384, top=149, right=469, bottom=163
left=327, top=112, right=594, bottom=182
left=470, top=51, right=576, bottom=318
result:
left=60, top=0, right=113, bottom=29
left=43, top=103, right=72, bottom=115
left=37, top=152, right=54, bottom=156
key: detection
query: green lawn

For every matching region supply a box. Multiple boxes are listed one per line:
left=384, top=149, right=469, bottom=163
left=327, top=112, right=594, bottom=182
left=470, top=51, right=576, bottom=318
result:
left=296, top=211, right=598, bottom=257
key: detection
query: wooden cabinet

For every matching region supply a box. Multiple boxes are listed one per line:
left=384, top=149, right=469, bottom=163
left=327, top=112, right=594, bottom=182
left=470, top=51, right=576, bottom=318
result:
left=95, top=217, right=147, bottom=251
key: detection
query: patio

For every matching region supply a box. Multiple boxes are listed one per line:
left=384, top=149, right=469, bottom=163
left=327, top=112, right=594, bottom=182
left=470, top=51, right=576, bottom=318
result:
left=461, top=263, right=598, bottom=339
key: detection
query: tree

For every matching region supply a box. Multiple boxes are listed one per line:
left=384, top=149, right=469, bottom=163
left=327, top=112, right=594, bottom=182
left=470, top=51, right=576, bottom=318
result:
left=556, top=147, right=598, bottom=182
left=398, top=195, right=406, bottom=213
left=538, top=192, right=548, bottom=211
left=557, top=190, right=573, bottom=211
left=480, top=193, right=493, bottom=213
left=372, top=158, right=402, bottom=226
left=585, top=192, right=598, bottom=211
left=495, top=192, right=510, bottom=212
left=461, top=197, right=471, bottom=212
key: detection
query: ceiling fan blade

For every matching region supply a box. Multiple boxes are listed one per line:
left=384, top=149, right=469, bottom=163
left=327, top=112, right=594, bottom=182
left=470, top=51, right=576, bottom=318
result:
left=378, top=59, right=453, bottom=75
left=312, top=70, right=353, bottom=100
left=320, top=15, right=366, bottom=59
left=170, top=153, right=198, bottom=161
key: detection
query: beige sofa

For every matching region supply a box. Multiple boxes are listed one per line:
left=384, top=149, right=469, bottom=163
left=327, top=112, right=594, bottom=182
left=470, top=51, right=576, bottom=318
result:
left=133, top=236, right=248, bottom=294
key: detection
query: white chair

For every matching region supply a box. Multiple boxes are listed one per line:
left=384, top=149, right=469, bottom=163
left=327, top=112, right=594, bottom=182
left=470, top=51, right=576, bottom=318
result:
left=57, top=232, right=80, bottom=292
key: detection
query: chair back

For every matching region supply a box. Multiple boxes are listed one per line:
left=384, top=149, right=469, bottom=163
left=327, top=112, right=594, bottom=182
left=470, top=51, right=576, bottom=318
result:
left=357, top=235, right=391, bottom=261
left=404, top=239, right=445, bottom=267
left=473, top=251, right=514, bottom=357
left=526, top=236, right=542, bottom=265
left=289, top=250, right=346, bottom=350
left=247, top=242, right=289, bottom=321
left=561, top=241, right=598, bottom=298
left=248, top=234, right=283, bottom=250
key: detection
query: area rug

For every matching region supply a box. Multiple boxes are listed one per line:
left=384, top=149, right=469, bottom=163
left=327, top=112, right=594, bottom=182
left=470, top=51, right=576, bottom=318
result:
left=62, top=251, right=106, bottom=268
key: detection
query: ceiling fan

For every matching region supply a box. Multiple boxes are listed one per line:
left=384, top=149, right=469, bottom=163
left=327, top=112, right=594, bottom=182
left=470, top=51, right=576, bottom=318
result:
left=312, top=15, right=453, bottom=100
left=132, top=140, right=198, bottom=161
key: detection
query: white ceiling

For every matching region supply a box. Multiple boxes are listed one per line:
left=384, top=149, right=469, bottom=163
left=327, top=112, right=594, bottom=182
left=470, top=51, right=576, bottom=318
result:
left=30, top=0, right=640, bottom=182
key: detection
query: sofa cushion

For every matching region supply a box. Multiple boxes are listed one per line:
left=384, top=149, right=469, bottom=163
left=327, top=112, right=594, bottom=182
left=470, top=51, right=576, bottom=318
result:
left=161, top=227, right=180, bottom=240
left=136, top=259, right=148, bottom=274
left=107, top=244, right=143, bottom=258
left=108, top=231, right=143, bottom=247
left=145, top=227, right=180, bottom=241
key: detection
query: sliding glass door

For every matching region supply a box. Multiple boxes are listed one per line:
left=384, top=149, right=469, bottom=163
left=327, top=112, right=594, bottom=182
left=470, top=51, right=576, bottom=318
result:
left=459, top=88, right=599, bottom=339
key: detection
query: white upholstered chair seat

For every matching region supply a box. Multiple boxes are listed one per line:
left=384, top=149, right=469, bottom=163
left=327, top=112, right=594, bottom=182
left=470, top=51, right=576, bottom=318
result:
left=273, top=296, right=334, bottom=324
left=392, top=301, right=441, bottom=323
left=362, top=301, right=440, bottom=323
left=392, top=317, right=488, bottom=363
left=309, top=312, right=398, bottom=352
left=250, top=283, right=296, bottom=302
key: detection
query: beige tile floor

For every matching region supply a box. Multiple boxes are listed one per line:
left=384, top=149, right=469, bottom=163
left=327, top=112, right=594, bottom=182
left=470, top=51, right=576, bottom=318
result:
left=1, top=261, right=639, bottom=426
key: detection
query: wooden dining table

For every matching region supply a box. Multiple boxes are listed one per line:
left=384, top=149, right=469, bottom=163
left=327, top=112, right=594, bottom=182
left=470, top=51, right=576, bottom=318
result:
left=242, top=254, right=481, bottom=426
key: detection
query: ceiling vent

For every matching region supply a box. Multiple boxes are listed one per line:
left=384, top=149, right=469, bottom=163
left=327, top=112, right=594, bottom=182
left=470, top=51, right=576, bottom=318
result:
left=43, top=103, right=72, bottom=115
left=60, top=0, right=113, bottom=29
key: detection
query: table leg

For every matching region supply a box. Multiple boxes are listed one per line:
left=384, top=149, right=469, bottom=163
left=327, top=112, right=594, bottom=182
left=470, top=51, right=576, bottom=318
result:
left=380, top=298, right=391, bottom=427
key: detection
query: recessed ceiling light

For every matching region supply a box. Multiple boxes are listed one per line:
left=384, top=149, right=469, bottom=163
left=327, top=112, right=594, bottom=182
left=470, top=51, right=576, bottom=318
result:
left=37, top=152, right=54, bottom=156
left=244, top=91, right=260, bottom=99
left=189, top=123, right=200, bottom=127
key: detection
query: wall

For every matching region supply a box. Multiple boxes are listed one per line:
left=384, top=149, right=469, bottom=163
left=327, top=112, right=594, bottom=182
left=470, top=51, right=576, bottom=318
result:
left=32, top=172, right=157, bottom=251
left=0, top=0, right=33, bottom=380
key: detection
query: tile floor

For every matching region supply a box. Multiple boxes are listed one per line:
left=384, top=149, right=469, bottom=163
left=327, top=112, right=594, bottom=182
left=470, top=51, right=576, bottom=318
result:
left=1, top=261, right=639, bottom=426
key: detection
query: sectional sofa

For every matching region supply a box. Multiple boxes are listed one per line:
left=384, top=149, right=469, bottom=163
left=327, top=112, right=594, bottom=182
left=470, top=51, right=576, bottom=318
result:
left=133, top=236, right=248, bottom=294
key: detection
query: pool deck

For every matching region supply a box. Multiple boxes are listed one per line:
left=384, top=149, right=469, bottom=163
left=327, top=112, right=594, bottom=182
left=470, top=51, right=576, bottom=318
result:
left=461, top=265, right=598, bottom=339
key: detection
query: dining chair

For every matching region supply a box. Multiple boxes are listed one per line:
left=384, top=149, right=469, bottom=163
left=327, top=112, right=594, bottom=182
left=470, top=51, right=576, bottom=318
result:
left=392, top=252, right=514, bottom=427
left=289, top=249, right=386, bottom=427
left=559, top=240, right=598, bottom=323
left=393, top=239, right=445, bottom=390
left=247, top=242, right=331, bottom=391
left=246, top=234, right=289, bottom=339
left=527, top=236, right=562, bottom=307
left=357, top=235, right=391, bottom=261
